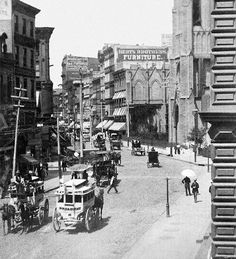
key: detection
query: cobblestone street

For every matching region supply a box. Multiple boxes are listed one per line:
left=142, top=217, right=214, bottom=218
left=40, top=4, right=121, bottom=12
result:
left=0, top=147, right=209, bottom=259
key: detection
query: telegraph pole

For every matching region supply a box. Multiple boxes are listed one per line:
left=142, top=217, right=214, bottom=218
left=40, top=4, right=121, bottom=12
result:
left=57, top=117, right=62, bottom=180
left=11, top=83, right=28, bottom=180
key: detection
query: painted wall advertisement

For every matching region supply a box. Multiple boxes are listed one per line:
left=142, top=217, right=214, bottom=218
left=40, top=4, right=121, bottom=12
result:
left=66, top=56, right=88, bottom=79
left=117, top=48, right=167, bottom=62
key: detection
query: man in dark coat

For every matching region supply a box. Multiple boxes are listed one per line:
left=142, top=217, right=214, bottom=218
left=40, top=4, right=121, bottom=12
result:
left=182, top=176, right=191, bottom=196
left=107, top=173, right=118, bottom=194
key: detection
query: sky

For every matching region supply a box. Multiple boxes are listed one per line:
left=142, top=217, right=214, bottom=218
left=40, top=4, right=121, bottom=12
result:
left=24, top=0, right=173, bottom=88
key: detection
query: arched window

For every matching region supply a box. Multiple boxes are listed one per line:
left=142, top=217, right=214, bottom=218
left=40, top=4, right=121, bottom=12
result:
left=134, top=80, right=146, bottom=102
left=150, top=80, right=162, bottom=101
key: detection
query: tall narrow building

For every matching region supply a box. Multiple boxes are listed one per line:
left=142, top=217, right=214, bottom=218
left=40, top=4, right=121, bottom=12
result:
left=170, top=0, right=211, bottom=145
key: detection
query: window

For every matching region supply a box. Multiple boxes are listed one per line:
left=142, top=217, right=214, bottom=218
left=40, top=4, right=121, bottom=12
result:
left=14, top=15, right=18, bottom=32
left=0, top=75, right=3, bottom=103
left=31, top=80, right=34, bottom=99
left=22, top=18, right=26, bottom=35
left=23, top=78, right=28, bottom=97
left=65, top=195, right=73, bottom=203
left=16, top=77, right=20, bottom=88
left=193, top=0, right=201, bottom=26
left=15, top=46, right=19, bottom=66
left=23, top=48, right=27, bottom=67
left=7, top=75, right=12, bottom=101
left=30, top=21, right=34, bottom=37
left=30, top=50, right=34, bottom=68
left=75, top=195, right=82, bottom=203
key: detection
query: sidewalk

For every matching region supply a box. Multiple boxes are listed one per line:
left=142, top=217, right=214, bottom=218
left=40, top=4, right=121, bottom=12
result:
left=123, top=166, right=211, bottom=259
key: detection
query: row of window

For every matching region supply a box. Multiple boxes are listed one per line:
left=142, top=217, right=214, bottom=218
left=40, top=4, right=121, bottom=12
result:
left=15, top=77, right=35, bottom=99
left=14, top=14, right=34, bottom=38
left=15, top=45, right=34, bottom=68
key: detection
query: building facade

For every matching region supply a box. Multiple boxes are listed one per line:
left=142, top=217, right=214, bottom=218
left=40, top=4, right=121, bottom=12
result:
left=169, top=0, right=211, bottom=145
left=35, top=27, right=54, bottom=118
left=98, top=44, right=169, bottom=137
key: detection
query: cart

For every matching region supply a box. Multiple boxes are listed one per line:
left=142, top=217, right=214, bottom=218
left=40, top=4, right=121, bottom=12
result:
left=110, top=133, right=121, bottom=150
left=1, top=176, right=49, bottom=234
left=52, top=179, right=99, bottom=232
left=131, top=139, right=145, bottom=156
left=147, top=151, right=160, bottom=168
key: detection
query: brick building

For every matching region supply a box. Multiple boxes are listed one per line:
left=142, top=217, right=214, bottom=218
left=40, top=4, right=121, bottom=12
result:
left=169, top=0, right=211, bottom=145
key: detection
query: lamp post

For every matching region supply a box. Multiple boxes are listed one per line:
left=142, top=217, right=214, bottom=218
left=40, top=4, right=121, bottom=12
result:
left=192, top=109, right=198, bottom=163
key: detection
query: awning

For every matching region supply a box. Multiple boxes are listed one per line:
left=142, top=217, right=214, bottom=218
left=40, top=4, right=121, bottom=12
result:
left=113, top=107, right=126, bottom=116
left=112, top=91, right=126, bottom=100
left=20, top=154, right=39, bottom=165
left=96, top=120, right=108, bottom=129
left=103, top=120, right=114, bottom=130
left=91, top=93, right=96, bottom=99
left=108, top=122, right=126, bottom=131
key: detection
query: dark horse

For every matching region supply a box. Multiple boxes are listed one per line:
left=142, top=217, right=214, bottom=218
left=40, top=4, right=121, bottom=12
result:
left=19, top=202, right=33, bottom=232
left=1, top=203, right=16, bottom=235
left=93, top=187, right=104, bottom=220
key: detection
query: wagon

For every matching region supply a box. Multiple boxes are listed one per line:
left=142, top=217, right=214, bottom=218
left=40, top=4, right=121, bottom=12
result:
left=93, top=160, right=117, bottom=187
left=52, top=178, right=99, bottom=232
left=2, top=176, right=49, bottom=234
left=131, top=139, right=145, bottom=156
left=110, top=133, right=121, bottom=150
left=147, top=151, right=160, bottom=168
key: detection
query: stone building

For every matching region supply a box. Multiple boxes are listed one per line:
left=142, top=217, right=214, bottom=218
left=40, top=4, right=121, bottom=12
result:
left=35, top=27, right=54, bottom=118
left=169, top=0, right=211, bottom=145
left=97, top=44, right=169, bottom=137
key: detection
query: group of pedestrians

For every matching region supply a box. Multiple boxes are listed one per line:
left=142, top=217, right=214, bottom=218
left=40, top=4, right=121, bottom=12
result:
left=182, top=176, right=199, bottom=203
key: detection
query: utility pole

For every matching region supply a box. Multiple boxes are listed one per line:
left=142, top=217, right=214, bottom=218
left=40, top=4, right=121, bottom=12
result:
left=90, top=106, right=93, bottom=148
left=101, top=99, right=103, bottom=133
left=57, top=117, right=62, bottom=180
left=11, top=83, right=28, bottom=180
left=79, top=74, right=84, bottom=163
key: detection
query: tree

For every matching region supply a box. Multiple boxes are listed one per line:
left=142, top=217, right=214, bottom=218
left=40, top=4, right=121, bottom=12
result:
left=187, top=127, right=207, bottom=146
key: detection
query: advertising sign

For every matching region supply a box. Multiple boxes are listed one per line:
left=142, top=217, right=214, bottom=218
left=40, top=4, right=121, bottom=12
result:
left=66, top=56, right=88, bottom=79
left=0, top=0, right=11, bottom=20
left=117, top=48, right=167, bottom=62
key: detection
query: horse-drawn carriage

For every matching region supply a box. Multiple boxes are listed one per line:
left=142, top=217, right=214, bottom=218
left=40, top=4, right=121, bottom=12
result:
left=93, top=159, right=117, bottom=187
left=1, top=176, right=49, bottom=235
left=93, top=133, right=106, bottom=151
left=131, top=139, right=146, bottom=156
left=109, top=133, right=121, bottom=150
left=147, top=150, right=160, bottom=168
left=52, top=177, right=102, bottom=232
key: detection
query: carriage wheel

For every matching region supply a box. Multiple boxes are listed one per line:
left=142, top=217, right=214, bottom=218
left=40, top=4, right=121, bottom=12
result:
left=37, top=206, right=44, bottom=226
left=44, top=200, right=49, bottom=223
left=85, top=207, right=96, bottom=232
left=94, top=208, right=100, bottom=227
left=52, top=208, right=61, bottom=232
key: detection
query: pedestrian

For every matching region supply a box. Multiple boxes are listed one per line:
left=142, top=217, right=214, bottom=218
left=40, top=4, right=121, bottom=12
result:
left=107, top=173, right=118, bottom=194
left=62, top=159, right=67, bottom=172
left=182, top=176, right=191, bottom=196
left=191, top=179, right=199, bottom=203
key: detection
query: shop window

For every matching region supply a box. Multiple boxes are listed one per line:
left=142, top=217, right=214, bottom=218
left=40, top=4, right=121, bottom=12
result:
left=193, top=0, right=201, bottom=26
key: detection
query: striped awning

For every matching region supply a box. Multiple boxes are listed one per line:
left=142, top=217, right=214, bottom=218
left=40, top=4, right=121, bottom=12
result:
left=113, top=91, right=126, bottom=100
left=103, top=120, right=114, bottom=130
left=113, top=107, right=126, bottom=116
left=108, top=122, right=126, bottom=131
left=96, top=120, right=108, bottom=129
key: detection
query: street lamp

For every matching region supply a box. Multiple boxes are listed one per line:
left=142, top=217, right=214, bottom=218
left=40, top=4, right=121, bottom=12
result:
left=192, top=108, right=199, bottom=163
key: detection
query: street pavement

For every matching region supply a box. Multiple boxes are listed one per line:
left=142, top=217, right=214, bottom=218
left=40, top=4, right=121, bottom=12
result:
left=45, top=144, right=212, bottom=259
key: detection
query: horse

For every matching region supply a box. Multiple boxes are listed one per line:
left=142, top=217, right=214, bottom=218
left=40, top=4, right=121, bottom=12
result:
left=1, top=203, right=16, bottom=235
left=19, top=202, right=33, bottom=233
left=94, top=187, right=104, bottom=220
